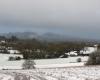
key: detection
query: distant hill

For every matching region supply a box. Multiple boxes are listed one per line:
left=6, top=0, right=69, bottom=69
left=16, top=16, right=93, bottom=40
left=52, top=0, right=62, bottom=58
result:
left=0, top=32, right=99, bottom=43
left=40, top=32, right=79, bottom=42
left=1, top=32, right=39, bottom=39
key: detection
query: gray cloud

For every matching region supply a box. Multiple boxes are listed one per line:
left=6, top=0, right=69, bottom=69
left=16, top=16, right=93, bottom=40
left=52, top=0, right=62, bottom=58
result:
left=0, top=0, right=100, bottom=39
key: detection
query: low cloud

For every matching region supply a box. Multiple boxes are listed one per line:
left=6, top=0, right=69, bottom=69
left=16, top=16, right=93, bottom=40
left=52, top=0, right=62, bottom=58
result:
left=0, top=0, right=100, bottom=39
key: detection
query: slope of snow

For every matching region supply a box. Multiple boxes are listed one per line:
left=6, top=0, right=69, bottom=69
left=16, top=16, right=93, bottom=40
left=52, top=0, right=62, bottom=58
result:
left=0, top=66, right=100, bottom=80
left=0, top=73, right=14, bottom=80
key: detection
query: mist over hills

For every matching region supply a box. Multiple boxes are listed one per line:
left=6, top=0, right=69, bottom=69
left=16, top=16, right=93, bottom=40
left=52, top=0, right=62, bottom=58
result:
left=2, top=32, right=39, bottom=39
left=0, top=32, right=99, bottom=43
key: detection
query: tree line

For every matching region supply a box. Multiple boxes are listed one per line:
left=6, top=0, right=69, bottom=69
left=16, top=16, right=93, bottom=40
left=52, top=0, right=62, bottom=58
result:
left=0, top=35, right=97, bottom=59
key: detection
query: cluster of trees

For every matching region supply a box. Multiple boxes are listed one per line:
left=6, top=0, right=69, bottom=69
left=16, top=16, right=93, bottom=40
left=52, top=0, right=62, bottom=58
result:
left=86, top=50, right=100, bottom=65
left=17, top=40, right=92, bottom=59
left=0, top=35, right=96, bottom=59
left=8, top=56, right=21, bottom=61
left=18, top=41, right=89, bottom=59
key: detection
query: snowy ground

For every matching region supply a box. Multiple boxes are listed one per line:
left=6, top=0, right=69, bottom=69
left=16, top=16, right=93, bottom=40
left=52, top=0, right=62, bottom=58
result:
left=0, top=53, right=96, bottom=80
left=0, top=66, right=100, bottom=80
left=0, top=53, right=88, bottom=69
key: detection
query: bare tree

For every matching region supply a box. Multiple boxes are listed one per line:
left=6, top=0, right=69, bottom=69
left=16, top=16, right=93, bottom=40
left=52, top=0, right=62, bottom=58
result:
left=22, top=59, right=36, bottom=69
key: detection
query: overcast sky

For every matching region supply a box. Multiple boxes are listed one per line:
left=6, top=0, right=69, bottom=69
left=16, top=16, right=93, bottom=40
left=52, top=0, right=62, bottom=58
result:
left=0, top=0, right=100, bottom=39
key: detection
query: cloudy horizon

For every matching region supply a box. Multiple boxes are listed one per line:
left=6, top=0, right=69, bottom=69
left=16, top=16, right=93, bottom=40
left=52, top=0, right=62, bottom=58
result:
left=0, top=0, right=100, bottom=40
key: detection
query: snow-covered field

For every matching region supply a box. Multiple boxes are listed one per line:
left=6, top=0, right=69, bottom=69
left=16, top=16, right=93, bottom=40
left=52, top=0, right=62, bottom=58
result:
left=0, top=54, right=98, bottom=80
left=0, top=54, right=88, bottom=69
left=0, top=66, right=100, bottom=80
left=0, top=53, right=98, bottom=80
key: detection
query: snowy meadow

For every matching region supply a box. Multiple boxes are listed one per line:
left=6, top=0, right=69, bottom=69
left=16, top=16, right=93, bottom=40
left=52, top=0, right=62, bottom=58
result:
left=0, top=66, right=100, bottom=80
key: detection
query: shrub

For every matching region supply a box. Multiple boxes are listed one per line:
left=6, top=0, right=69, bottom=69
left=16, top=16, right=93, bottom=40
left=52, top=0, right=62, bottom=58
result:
left=22, top=59, right=36, bottom=69
left=8, top=56, right=21, bottom=61
left=77, top=58, right=82, bottom=62
left=86, top=50, right=100, bottom=65
left=8, top=56, right=15, bottom=61
left=15, top=56, right=21, bottom=60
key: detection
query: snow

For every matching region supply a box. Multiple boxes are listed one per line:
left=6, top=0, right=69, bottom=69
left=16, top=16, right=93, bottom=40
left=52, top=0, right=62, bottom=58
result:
left=0, top=53, right=89, bottom=69
left=35, top=63, right=85, bottom=68
left=0, top=73, right=14, bottom=80
left=0, top=45, right=98, bottom=79
left=66, top=51, right=78, bottom=56
left=0, top=54, right=88, bottom=69
left=8, top=50, right=20, bottom=54
left=80, top=45, right=98, bottom=54
left=0, top=66, right=100, bottom=80
left=35, top=57, right=88, bottom=65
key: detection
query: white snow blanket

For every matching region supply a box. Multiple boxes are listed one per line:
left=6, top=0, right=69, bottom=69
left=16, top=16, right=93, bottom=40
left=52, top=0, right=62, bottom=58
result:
left=0, top=66, right=100, bottom=80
